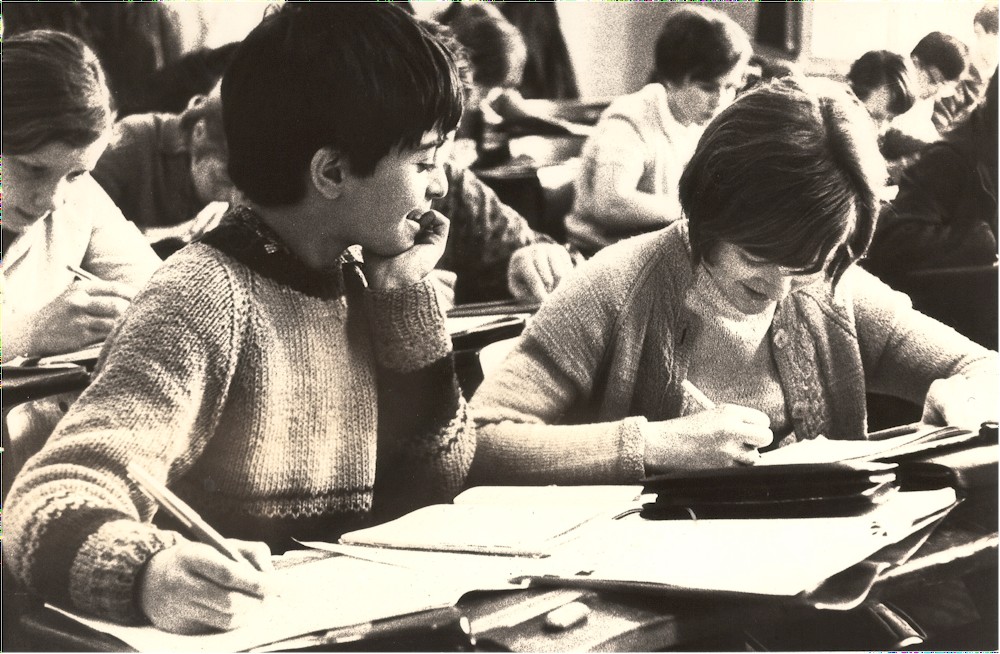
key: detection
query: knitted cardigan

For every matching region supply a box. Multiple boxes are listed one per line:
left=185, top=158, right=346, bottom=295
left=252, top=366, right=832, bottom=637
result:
left=5, top=207, right=475, bottom=625
left=468, top=221, right=997, bottom=485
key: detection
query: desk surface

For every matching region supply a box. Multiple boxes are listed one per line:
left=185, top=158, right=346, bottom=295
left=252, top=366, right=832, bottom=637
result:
left=11, top=497, right=997, bottom=652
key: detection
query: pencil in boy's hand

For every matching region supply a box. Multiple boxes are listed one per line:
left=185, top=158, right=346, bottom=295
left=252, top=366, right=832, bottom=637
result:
left=126, top=463, right=254, bottom=567
left=681, top=379, right=716, bottom=411
left=66, top=263, right=101, bottom=282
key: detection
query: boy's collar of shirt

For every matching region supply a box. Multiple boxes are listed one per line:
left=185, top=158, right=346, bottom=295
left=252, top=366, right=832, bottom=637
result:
left=197, top=204, right=360, bottom=299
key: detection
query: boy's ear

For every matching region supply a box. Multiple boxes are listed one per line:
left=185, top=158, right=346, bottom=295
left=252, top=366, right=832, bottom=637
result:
left=190, top=119, right=209, bottom=149
left=310, top=147, right=348, bottom=200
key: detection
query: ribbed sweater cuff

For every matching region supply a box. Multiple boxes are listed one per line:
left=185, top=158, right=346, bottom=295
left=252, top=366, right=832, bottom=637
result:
left=618, top=417, right=648, bottom=481
left=69, top=521, right=180, bottom=624
left=365, top=278, right=450, bottom=372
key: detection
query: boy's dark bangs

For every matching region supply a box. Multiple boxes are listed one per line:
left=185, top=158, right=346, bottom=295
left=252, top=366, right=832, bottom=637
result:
left=394, top=36, right=465, bottom=152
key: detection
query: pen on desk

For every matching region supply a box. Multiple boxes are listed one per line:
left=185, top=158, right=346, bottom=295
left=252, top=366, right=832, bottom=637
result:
left=66, top=263, right=100, bottom=282
left=126, top=462, right=253, bottom=567
left=681, top=379, right=716, bottom=411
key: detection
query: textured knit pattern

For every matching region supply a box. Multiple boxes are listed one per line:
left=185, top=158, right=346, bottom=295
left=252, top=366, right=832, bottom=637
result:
left=468, top=221, right=997, bottom=485
left=434, top=163, right=555, bottom=303
left=683, top=267, right=791, bottom=440
left=5, top=207, right=475, bottom=625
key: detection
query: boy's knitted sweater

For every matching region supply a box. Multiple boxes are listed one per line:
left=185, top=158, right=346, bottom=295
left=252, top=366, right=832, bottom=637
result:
left=5, top=207, right=475, bottom=625
left=468, top=221, right=997, bottom=485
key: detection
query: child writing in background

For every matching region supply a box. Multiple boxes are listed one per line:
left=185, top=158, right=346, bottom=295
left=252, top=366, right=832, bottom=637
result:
left=468, top=76, right=997, bottom=485
left=1, top=30, right=162, bottom=496
left=6, top=4, right=475, bottom=635
left=565, top=6, right=752, bottom=255
left=91, top=83, right=237, bottom=257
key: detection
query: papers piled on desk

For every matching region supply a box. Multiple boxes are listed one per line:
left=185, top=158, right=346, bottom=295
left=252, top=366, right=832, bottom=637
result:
left=47, top=554, right=462, bottom=653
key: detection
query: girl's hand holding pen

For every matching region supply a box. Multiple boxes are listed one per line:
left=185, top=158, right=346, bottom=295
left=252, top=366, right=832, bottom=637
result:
left=139, top=539, right=273, bottom=634
left=646, top=379, right=771, bottom=472
left=644, top=405, right=773, bottom=471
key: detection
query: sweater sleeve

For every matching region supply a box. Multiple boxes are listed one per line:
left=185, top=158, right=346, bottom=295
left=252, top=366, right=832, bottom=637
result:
left=4, top=249, right=244, bottom=625
left=851, top=267, right=998, bottom=404
left=467, top=260, right=647, bottom=485
left=365, top=278, right=475, bottom=519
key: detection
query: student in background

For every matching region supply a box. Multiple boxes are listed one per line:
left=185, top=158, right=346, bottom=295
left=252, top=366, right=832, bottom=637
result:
left=883, top=31, right=970, bottom=175
left=430, top=6, right=578, bottom=303
left=565, top=6, right=752, bottom=255
left=1, top=31, right=162, bottom=495
left=935, top=4, right=998, bottom=132
left=866, top=73, right=997, bottom=286
left=848, top=50, right=917, bottom=133
left=468, top=77, right=997, bottom=485
left=6, top=5, right=474, bottom=634
left=92, top=83, right=236, bottom=258
left=1, top=30, right=161, bottom=364
left=846, top=50, right=920, bottom=183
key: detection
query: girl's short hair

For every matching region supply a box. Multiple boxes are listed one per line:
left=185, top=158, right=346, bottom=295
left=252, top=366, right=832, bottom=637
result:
left=653, top=7, right=752, bottom=85
left=681, top=77, right=887, bottom=285
left=848, top=50, right=917, bottom=117
left=2, top=29, right=113, bottom=154
left=222, top=4, right=465, bottom=207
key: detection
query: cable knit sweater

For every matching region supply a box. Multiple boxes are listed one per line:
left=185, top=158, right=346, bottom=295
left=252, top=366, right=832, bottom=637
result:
left=5, top=206, right=475, bottom=625
left=468, top=221, right=997, bottom=485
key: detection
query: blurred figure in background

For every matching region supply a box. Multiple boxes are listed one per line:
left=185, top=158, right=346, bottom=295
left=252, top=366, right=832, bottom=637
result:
left=865, top=72, right=997, bottom=287
left=92, top=83, right=236, bottom=258
left=565, top=6, right=752, bottom=255
left=882, top=31, right=970, bottom=178
left=498, top=2, right=580, bottom=101
left=847, top=50, right=919, bottom=182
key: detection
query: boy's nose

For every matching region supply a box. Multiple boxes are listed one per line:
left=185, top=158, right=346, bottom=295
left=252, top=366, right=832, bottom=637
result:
left=427, top=167, right=448, bottom=200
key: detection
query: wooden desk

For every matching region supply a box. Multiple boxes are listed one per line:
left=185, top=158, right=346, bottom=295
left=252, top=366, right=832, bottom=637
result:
left=11, top=496, right=997, bottom=652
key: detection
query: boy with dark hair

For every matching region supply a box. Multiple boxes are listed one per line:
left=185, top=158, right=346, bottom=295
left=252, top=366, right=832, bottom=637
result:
left=6, top=4, right=474, bottom=635
left=565, top=6, right=752, bottom=254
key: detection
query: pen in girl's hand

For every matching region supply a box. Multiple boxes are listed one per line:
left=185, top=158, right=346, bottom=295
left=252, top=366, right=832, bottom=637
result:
left=681, top=379, right=716, bottom=411
left=67, top=263, right=101, bottom=282
left=126, top=463, right=258, bottom=568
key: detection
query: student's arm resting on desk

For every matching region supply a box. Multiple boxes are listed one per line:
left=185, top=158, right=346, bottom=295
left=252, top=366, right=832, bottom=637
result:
left=4, top=253, right=255, bottom=628
left=850, top=266, right=999, bottom=429
left=366, top=276, right=476, bottom=518
left=575, top=121, right=683, bottom=233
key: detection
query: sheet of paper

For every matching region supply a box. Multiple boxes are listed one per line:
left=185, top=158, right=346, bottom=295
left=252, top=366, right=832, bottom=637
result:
left=453, top=484, right=645, bottom=507
left=48, top=554, right=459, bottom=653
left=301, top=541, right=550, bottom=591
left=339, top=503, right=607, bottom=557
left=534, top=488, right=957, bottom=597
left=758, top=432, right=932, bottom=465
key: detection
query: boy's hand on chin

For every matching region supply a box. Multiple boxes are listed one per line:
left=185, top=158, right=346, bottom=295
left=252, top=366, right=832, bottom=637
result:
left=364, top=210, right=451, bottom=290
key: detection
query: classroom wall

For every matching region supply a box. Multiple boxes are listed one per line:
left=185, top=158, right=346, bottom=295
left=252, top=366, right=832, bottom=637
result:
left=555, top=1, right=985, bottom=99
left=555, top=2, right=758, bottom=99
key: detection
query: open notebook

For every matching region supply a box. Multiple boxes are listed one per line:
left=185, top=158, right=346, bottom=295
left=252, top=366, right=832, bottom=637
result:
left=339, top=485, right=645, bottom=557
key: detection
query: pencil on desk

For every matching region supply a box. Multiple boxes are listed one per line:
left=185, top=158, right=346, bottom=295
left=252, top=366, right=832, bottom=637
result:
left=681, top=379, right=716, bottom=411
left=66, top=264, right=101, bottom=282
left=126, top=463, right=253, bottom=567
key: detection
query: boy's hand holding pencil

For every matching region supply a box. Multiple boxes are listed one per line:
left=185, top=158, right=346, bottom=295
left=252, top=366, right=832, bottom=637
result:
left=129, top=464, right=274, bottom=634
